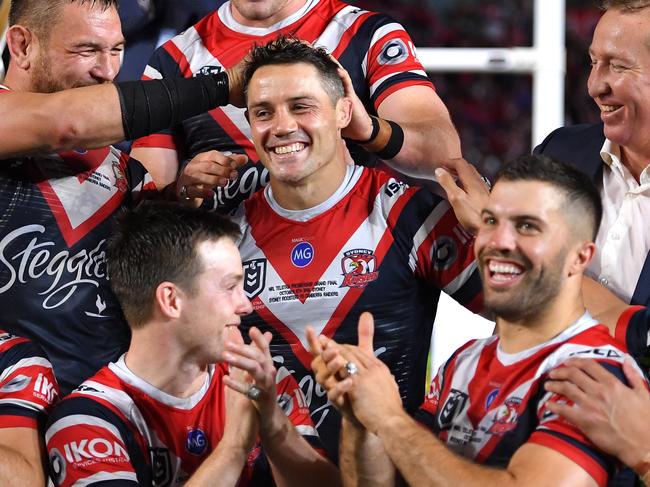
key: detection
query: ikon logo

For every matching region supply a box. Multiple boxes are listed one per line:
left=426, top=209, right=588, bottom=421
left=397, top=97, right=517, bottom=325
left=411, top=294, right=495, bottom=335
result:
left=34, top=373, right=58, bottom=404
left=63, top=438, right=129, bottom=463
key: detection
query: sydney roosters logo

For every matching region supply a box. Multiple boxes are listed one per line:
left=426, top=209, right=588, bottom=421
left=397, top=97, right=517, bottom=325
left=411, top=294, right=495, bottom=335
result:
left=340, top=249, right=379, bottom=288
left=488, top=397, right=522, bottom=435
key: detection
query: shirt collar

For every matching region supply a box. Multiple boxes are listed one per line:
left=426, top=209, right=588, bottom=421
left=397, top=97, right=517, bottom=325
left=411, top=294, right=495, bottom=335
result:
left=600, top=138, right=650, bottom=185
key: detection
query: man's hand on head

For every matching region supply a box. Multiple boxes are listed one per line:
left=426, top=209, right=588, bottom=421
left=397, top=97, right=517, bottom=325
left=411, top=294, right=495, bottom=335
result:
left=436, top=158, right=490, bottom=235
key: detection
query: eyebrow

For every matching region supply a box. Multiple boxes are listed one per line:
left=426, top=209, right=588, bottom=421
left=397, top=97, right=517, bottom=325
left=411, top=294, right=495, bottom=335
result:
left=249, top=95, right=318, bottom=109
left=72, top=40, right=125, bottom=50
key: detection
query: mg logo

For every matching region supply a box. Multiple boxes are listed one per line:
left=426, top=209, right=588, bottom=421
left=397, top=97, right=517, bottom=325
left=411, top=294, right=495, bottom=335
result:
left=291, top=242, right=314, bottom=268
left=243, top=259, right=267, bottom=299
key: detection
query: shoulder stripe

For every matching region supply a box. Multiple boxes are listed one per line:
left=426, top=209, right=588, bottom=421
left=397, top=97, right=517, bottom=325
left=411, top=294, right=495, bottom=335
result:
left=0, top=397, right=46, bottom=412
left=71, top=470, right=138, bottom=486
left=408, top=200, right=451, bottom=273
left=0, top=357, right=52, bottom=383
left=46, top=414, right=125, bottom=444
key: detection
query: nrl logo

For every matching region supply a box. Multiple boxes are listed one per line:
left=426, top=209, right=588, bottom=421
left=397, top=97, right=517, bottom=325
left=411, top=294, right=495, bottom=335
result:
left=243, top=258, right=267, bottom=299
left=340, top=249, right=379, bottom=288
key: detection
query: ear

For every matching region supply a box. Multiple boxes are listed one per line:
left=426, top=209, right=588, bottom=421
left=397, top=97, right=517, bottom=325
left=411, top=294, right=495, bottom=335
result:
left=6, top=25, right=36, bottom=70
left=154, top=282, right=183, bottom=319
left=335, top=96, right=353, bottom=130
left=568, top=241, right=596, bottom=277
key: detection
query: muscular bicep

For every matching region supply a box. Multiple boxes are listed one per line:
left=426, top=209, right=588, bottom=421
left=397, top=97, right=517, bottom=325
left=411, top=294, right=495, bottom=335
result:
left=377, top=85, right=452, bottom=126
left=130, top=146, right=180, bottom=188
left=507, top=443, right=598, bottom=487
left=0, top=427, right=46, bottom=486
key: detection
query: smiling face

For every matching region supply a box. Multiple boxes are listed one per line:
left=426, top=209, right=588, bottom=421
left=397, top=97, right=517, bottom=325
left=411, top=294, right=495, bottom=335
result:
left=246, top=62, right=350, bottom=188
left=179, top=238, right=252, bottom=364
left=588, top=7, right=650, bottom=156
left=30, top=2, right=124, bottom=92
left=475, top=180, right=577, bottom=322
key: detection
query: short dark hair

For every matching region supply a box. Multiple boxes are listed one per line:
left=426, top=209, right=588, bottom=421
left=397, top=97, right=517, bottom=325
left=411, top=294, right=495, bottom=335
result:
left=107, top=201, right=241, bottom=328
left=9, top=0, right=119, bottom=38
left=494, top=154, right=603, bottom=241
left=243, top=36, right=345, bottom=105
left=597, top=0, right=650, bottom=10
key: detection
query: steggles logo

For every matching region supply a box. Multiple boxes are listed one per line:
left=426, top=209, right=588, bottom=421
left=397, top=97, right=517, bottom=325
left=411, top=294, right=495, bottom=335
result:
left=0, top=225, right=107, bottom=309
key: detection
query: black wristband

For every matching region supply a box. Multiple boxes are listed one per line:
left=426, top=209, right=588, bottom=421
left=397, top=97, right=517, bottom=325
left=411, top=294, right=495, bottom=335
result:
left=349, top=116, right=380, bottom=144
left=376, top=120, right=404, bottom=160
left=115, top=72, right=229, bottom=140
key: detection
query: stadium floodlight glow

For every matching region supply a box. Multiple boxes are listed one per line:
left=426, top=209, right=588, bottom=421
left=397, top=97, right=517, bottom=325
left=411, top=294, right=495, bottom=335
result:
left=416, top=0, right=566, bottom=149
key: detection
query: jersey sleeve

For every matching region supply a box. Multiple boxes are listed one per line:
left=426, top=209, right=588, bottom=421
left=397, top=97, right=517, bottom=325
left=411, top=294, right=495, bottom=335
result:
left=130, top=41, right=187, bottom=153
left=275, top=365, right=323, bottom=452
left=407, top=188, right=483, bottom=313
left=363, top=15, right=435, bottom=109
left=614, top=306, right=649, bottom=366
left=529, top=361, right=629, bottom=487
left=46, top=396, right=141, bottom=487
left=0, top=332, right=60, bottom=429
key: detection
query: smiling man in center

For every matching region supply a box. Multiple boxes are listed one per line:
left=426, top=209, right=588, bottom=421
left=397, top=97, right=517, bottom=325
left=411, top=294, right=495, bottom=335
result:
left=180, top=37, right=484, bottom=458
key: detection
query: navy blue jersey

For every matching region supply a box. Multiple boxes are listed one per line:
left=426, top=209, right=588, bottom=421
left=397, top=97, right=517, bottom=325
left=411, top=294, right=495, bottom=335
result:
left=0, top=86, right=156, bottom=393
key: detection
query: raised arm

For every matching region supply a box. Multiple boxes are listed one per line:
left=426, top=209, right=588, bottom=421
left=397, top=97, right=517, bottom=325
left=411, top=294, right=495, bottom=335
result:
left=1, top=70, right=236, bottom=159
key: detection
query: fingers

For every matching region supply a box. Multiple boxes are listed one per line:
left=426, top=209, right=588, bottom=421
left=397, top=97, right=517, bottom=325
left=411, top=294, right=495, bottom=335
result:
left=180, top=151, right=247, bottom=194
left=545, top=399, right=581, bottom=424
left=223, top=373, right=251, bottom=397
left=623, top=357, right=646, bottom=391
left=435, top=167, right=462, bottom=201
left=306, top=325, right=322, bottom=357
left=357, top=312, right=375, bottom=353
left=544, top=375, right=589, bottom=407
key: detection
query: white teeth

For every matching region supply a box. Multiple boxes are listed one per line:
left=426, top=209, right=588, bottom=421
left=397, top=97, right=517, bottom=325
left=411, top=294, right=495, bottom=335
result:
left=273, top=143, right=305, bottom=154
left=488, top=262, right=522, bottom=275
left=601, top=105, right=621, bottom=113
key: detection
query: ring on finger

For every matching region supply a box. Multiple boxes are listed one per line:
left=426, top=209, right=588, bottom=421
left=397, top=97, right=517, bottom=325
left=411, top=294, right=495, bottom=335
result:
left=180, top=185, right=191, bottom=201
left=345, top=361, right=359, bottom=377
left=246, top=385, right=261, bottom=401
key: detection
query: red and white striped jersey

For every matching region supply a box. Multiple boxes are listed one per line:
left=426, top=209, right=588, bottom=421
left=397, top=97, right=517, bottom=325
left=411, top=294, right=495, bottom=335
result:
left=45, top=355, right=318, bottom=486
left=416, top=314, right=641, bottom=487
left=234, top=165, right=482, bottom=458
left=0, top=330, right=59, bottom=429
left=132, top=0, right=434, bottom=213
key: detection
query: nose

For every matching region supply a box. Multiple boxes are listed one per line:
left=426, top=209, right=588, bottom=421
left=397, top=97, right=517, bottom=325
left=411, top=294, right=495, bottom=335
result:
left=235, top=286, right=253, bottom=316
left=487, top=221, right=517, bottom=252
left=90, top=51, right=119, bottom=83
left=587, top=62, right=610, bottom=101
left=272, top=107, right=298, bottom=136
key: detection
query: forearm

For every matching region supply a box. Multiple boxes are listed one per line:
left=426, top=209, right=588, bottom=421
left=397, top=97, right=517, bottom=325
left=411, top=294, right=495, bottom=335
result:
left=384, top=117, right=461, bottom=179
left=2, top=72, right=231, bottom=158
left=340, top=416, right=394, bottom=487
left=0, top=85, right=123, bottom=158
left=261, top=408, right=341, bottom=487
left=0, top=446, right=45, bottom=487
left=185, top=443, right=248, bottom=487
left=376, top=413, right=516, bottom=487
